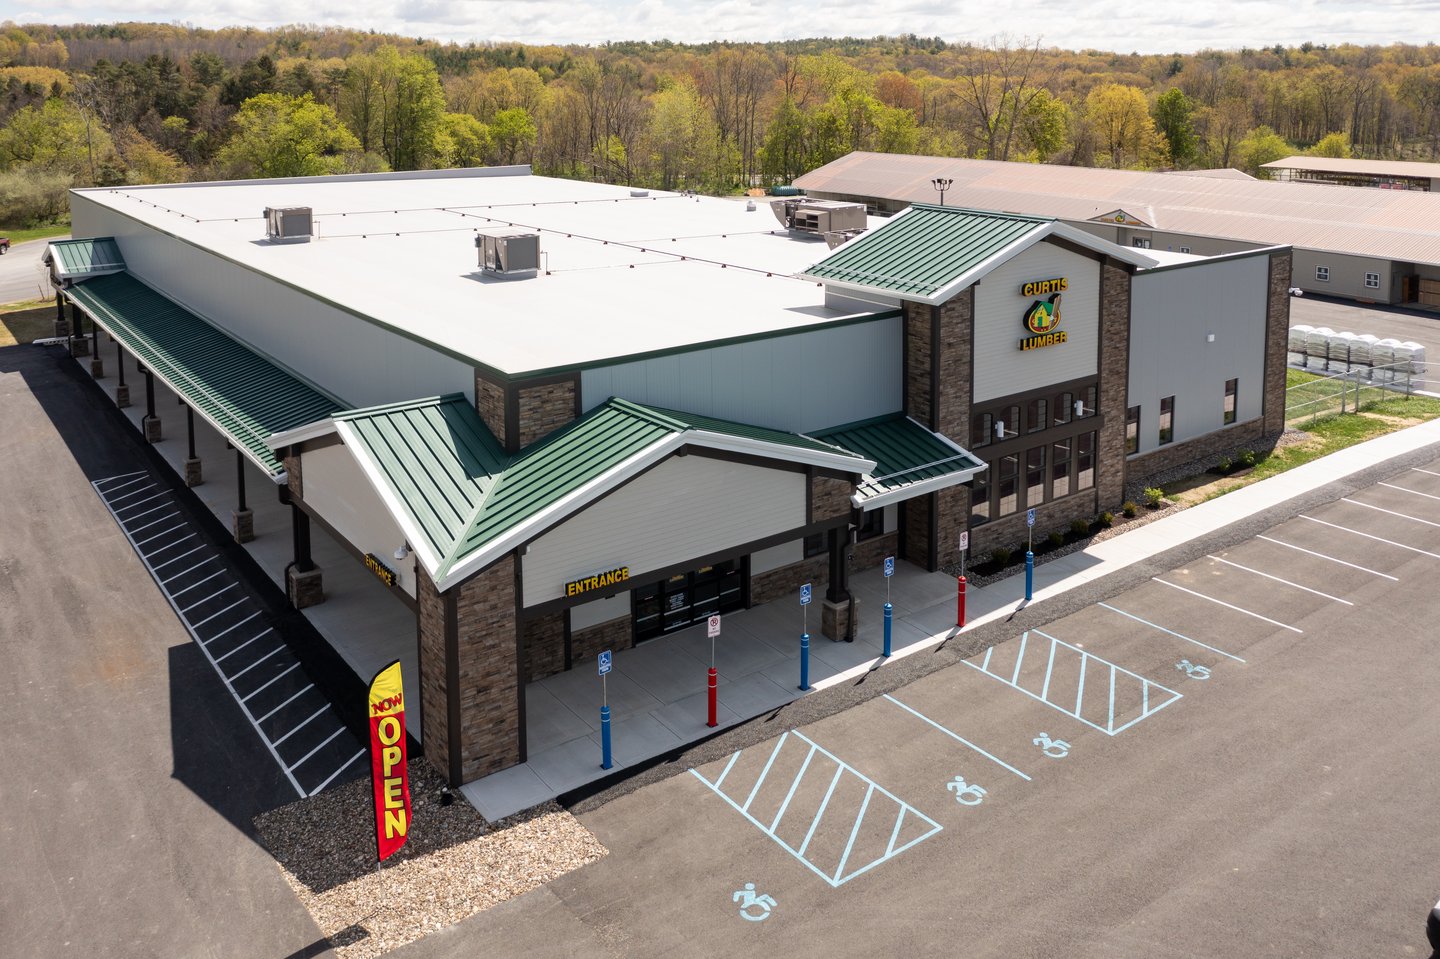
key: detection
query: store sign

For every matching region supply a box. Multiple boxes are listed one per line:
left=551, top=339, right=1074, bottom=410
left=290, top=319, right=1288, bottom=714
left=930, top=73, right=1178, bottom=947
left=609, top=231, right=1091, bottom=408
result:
left=566, top=566, right=630, bottom=597
left=364, top=553, right=397, bottom=587
left=1018, top=277, right=1068, bottom=352
left=368, top=660, right=411, bottom=863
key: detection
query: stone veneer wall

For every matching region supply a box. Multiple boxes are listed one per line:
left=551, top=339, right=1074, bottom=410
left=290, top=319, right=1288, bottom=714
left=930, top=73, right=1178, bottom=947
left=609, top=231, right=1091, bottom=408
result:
left=571, top=614, right=633, bottom=665
left=474, top=372, right=508, bottom=448
left=750, top=554, right=828, bottom=606
left=810, top=474, right=853, bottom=523
left=904, top=301, right=933, bottom=428
left=968, top=489, right=1099, bottom=561
left=1262, top=252, right=1294, bottom=437
left=523, top=612, right=566, bottom=682
left=453, top=555, right=520, bottom=783
left=850, top=531, right=897, bottom=572
left=284, top=449, right=302, bottom=499
left=1125, top=417, right=1269, bottom=490
left=903, top=496, right=933, bottom=568
left=517, top=379, right=577, bottom=448
left=416, top=567, right=450, bottom=781
left=1097, top=260, right=1132, bottom=510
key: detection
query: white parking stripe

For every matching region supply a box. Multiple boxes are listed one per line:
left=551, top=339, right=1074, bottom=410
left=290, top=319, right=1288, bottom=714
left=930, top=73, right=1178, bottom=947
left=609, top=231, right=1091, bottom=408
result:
left=309, top=750, right=366, bottom=796
left=170, top=568, right=225, bottom=597
left=242, top=662, right=301, bottom=702
left=1300, top=515, right=1440, bottom=560
left=228, top=646, right=284, bottom=681
left=1206, top=555, right=1354, bottom=605
left=258, top=684, right=317, bottom=723
left=96, top=472, right=147, bottom=492
left=128, top=511, right=181, bottom=535
left=212, top=632, right=272, bottom=665
left=200, top=610, right=261, bottom=644
left=141, top=533, right=196, bottom=556
left=1341, top=497, right=1440, bottom=529
left=1151, top=578, right=1303, bottom=633
left=135, top=522, right=187, bottom=547
left=106, top=483, right=156, bottom=504
left=1410, top=467, right=1440, bottom=478
left=160, top=556, right=214, bottom=583
left=190, top=598, right=249, bottom=631
left=115, top=492, right=166, bottom=514
left=1256, top=535, right=1399, bottom=581
left=123, top=501, right=174, bottom=523
left=288, top=727, right=345, bottom=772
left=180, top=584, right=235, bottom=614
left=1378, top=482, right=1440, bottom=502
left=273, top=706, right=330, bottom=746
left=153, top=544, right=206, bottom=572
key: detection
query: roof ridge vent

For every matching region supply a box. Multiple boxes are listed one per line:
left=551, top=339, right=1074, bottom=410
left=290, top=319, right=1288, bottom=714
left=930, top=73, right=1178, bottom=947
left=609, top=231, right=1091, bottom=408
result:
left=264, top=206, right=313, bottom=243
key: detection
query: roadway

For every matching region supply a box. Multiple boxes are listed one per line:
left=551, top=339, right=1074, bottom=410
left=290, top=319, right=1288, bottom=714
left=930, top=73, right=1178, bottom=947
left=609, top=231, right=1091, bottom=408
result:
left=0, top=236, right=63, bottom=305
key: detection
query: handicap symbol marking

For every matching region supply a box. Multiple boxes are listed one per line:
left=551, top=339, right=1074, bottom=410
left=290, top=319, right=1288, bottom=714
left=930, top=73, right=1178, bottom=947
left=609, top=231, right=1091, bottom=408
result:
left=1032, top=732, right=1070, bottom=759
left=597, top=649, right=612, bottom=676
left=884, top=556, right=895, bottom=578
left=800, top=582, right=812, bottom=605
left=1175, top=659, right=1211, bottom=680
left=946, top=775, right=987, bottom=806
left=733, top=883, right=776, bottom=922
left=1026, top=508, right=1035, bottom=528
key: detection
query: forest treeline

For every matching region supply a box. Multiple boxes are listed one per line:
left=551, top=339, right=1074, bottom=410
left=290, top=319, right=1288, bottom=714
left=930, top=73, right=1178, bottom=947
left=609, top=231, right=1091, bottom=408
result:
left=5, top=22, right=1440, bottom=225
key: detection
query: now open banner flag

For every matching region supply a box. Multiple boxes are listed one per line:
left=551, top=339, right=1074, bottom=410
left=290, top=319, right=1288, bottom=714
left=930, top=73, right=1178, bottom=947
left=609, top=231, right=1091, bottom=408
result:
left=368, top=659, right=411, bottom=863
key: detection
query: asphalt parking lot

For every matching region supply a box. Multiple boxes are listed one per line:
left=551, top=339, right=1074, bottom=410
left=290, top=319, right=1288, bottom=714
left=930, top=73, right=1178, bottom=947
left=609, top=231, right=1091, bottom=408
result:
left=403, top=455, right=1440, bottom=958
left=2, top=344, right=342, bottom=958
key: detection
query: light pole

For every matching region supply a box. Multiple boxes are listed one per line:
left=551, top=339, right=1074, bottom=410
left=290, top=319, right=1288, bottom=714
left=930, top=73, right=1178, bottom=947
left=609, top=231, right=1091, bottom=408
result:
left=932, top=176, right=953, bottom=206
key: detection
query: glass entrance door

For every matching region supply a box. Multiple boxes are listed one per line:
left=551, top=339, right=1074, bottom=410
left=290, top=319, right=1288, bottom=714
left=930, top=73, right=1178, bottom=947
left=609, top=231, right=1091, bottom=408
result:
left=634, top=559, right=744, bottom=642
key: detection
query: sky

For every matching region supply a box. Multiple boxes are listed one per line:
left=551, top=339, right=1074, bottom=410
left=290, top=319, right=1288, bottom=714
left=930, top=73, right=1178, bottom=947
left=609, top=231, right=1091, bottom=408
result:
left=9, top=0, right=1440, bottom=53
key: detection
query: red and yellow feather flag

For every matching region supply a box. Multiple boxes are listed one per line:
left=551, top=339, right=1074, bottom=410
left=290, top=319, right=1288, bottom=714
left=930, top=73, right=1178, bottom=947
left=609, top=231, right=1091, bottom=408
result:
left=367, top=660, right=411, bottom=863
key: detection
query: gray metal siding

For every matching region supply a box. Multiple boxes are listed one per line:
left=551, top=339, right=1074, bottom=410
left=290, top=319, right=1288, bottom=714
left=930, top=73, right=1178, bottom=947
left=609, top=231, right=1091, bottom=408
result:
left=1129, top=255, right=1269, bottom=456
left=581, top=316, right=902, bottom=433
left=1293, top=249, right=1394, bottom=303
left=972, top=243, right=1100, bottom=404
left=72, top=195, right=476, bottom=409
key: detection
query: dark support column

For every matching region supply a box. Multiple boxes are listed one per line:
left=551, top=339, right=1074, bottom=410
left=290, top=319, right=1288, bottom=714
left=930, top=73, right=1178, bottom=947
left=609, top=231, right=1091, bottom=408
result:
left=821, top=526, right=858, bottom=642
left=114, top=342, right=130, bottom=408
left=69, top=302, right=89, bottom=357
left=182, top=406, right=202, bottom=487
left=53, top=292, right=70, bottom=338
left=826, top=528, right=847, bottom=602
left=286, top=502, right=324, bottom=608
left=142, top=370, right=161, bottom=443
left=231, top=448, right=254, bottom=543
left=87, top=314, right=104, bottom=377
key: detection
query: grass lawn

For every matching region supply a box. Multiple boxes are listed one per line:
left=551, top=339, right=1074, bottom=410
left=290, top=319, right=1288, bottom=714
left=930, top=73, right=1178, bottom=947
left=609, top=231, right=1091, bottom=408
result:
left=1, top=222, right=70, bottom=246
left=0, top=299, right=56, bottom=347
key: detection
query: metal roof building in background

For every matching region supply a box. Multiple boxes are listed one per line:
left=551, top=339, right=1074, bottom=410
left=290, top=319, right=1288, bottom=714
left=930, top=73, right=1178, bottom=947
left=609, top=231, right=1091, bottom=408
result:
left=795, top=151, right=1440, bottom=303
left=1262, top=155, right=1440, bottom=191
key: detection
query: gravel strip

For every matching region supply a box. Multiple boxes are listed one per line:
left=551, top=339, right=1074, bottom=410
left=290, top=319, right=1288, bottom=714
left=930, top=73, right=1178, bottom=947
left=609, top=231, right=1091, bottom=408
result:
left=253, top=759, right=606, bottom=958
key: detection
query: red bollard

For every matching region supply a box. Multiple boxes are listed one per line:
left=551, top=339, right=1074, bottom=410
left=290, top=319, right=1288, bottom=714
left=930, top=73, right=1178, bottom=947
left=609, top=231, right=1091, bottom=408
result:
left=707, top=667, right=718, bottom=727
left=957, top=574, right=967, bottom=629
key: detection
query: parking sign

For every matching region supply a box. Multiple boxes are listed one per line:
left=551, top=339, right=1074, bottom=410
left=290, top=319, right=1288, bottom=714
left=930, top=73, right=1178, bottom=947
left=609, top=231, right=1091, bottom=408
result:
left=883, top=556, right=895, bottom=578
left=707, top=614, right=721, bottom=638
left=800, top=583, right=812, bottom=606
left=959, top=531, right=969, bottom=552
left=598, top=649, right=612, bottom=676
left=1026, top=508, right=1036, bottom=528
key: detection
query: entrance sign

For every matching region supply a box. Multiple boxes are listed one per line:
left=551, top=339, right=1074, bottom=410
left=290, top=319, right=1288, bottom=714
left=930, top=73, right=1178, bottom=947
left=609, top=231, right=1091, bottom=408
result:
left=364, top=553, right=397, bottom=587
left=566, top=566, right=630, bottom=598
left=707, top=614, right=721, bottom=638
left=800, top=583, right=812, bottom=606
left=598, top=649, right=613, bottom=676
left=368, top=660, right=411, bottom=863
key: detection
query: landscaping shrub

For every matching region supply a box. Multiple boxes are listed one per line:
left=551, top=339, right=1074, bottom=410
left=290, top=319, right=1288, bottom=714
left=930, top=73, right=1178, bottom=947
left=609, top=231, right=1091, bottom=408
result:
left=1098, top=511, right=1114, bottom=528
left=1070, top=518, right=1091, bottom=537
left=1143, top=486, right=1164, bottom=508
left=1239, top=449, right=1257, bottom=467
left=990, top=547, right=1012, bottom=568
left=1216, top=455, right=1233, bottom=474
left=1122, top=501, right=1138, bottom=518
left=1047, top=531, right=1064, bottom=549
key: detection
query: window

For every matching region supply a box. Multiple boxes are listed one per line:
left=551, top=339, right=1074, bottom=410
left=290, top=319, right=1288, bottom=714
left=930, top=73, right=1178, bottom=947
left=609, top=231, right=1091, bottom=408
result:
left=1002, top=405, right=1020, bottom=440
left=803, top=532, right=826, bottom=558
left=1179, top=246, right=1191, bottom=254
left=971, top=411, right=992, bottom=449
left=1365, top=272, right=1380, bottom=289
left=1026, top=446, right=1046, bottom=508
left=1133, top=237, right=1152, bottom=249
left=1316, top=265, right=1330, bottom=282
left=856, top=509, right=884, bottom=541
left=1051, top=438, right=1072, bottom=499
left=1026, top=397, right=1047, bottom=433
left=1125, top=405, right=1140, bottom=455
left=970, top=471, right=991, bottom=526
left=1054, top=391, right=1073, bottom=426
left=1159, top=396, right=1175, bottom=445
left=997, top=454, right=1019, bottom=517
left=1223, top=378, right=1237, bottom=425
left=1082, top=385, right=1097, bottom=418
left=1076, top=433, right=1095, bottom=491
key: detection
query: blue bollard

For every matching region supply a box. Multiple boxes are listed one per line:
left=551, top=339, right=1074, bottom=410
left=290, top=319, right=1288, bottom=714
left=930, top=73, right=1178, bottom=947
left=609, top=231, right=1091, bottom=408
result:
left=799, top=632, right=811, bottom=691
left=1025, top=550, right=1034, bottom=602
left=600, top=704, right=613, bottom=769
left=883, top=602, right=893, bottom=658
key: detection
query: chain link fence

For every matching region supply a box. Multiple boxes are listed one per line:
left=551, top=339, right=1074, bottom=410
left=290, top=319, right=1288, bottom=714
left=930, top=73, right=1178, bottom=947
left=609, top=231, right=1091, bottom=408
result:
left=1285, top=362, right=1419, bottom=425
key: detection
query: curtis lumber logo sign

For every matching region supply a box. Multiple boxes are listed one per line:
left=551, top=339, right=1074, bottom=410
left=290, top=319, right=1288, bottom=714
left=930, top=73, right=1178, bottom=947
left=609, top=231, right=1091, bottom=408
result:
left=1019, top=277, right=1067, bottom=352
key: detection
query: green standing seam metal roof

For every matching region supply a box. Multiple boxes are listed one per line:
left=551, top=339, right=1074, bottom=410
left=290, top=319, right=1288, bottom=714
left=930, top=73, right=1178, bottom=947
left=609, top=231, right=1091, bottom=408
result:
left=801, top=205, right=1051, bottom=299
left=333, top=395, right=868, bottom=587
left=45, top=237, right=126, bottom=279
left=813, top=414, right=987, bottom=507
left=66, top=272, right=345, bottom=474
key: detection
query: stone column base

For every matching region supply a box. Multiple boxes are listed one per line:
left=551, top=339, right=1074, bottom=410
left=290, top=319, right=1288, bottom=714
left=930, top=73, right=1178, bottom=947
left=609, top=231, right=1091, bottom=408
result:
left=822, top=597, right=861, bottom=642
left=287, top=565, right=325, bottom=609
left=183, top=457, right=203, bottom=487
left=232, top=508, right=254, bottom=543
left=89, top=356, right=105, bottom=379
left=115, top=383, right=130, bottom=408
left=142, top=415, right=162, bottom=444
left=54, top=318, right=71, bottom=338
left=70, top=337, right=90, bottom=358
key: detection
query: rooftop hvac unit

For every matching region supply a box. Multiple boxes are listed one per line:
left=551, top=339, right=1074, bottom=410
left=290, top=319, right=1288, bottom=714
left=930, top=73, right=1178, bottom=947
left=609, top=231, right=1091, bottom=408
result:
left=264, top=206, right=313, bottom=242
left=770, top=198, right=866, bottom=238
left=475, top=228, right=540, bottom=279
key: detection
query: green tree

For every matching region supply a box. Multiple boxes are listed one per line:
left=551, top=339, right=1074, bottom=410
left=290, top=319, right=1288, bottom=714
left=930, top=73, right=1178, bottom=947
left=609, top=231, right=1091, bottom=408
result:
left=1307, top=131, right=1351, bottom=157
left=1152, top=88, right=1197, bottom=166
left=216, top=93, right=360, bottom=179
left=1018, top=88, right=1069, bottom=161
left=438, top=112, right=491, bottom=167
left=1085, top=83, right=1163, bottom=168
left=0, top=98, right=114, bottom=182
left=489, top=107, right=537, bottom=164
left=343, top=46, right=448, bottom=171
left=645, top=78, right=719, bottom=190
left=1238, top=125, right=1292, bottom=177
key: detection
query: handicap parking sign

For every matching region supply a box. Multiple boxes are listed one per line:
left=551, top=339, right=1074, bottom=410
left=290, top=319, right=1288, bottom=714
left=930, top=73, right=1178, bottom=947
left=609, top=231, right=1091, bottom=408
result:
left=800, top=583, right=812, bottom=606
left=598, top=649, right=612, bottom=676
left=884, top=556, right=895, bottom=578
left=1026, top=508, right=1035, bottom=528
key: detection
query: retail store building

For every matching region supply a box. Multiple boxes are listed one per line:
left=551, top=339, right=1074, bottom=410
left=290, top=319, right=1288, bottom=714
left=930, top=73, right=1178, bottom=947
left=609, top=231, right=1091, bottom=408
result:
left=52, top=167, right=1288, bottom=787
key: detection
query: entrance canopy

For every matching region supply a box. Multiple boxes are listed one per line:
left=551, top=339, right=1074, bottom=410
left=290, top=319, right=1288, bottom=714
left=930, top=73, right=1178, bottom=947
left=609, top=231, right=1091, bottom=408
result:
left=270, top=395, right=874, bottom=592
left=813, top=414, right=987, bottom=510
left=65, top=271, right=345, bottom=477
